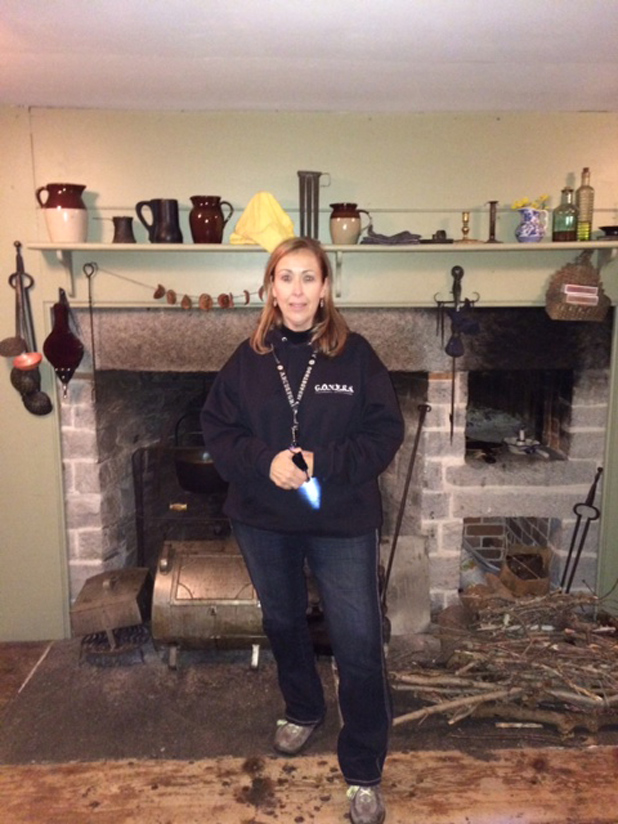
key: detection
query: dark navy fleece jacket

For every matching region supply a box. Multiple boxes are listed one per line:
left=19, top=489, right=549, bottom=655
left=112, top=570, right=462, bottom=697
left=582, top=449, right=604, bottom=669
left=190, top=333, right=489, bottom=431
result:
left=201, top=326, right=404, bottom=536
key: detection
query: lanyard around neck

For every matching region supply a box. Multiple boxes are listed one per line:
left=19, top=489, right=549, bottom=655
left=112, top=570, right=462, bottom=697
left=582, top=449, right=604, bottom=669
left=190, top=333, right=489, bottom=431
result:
left=272, top=348, right=317, bottom=447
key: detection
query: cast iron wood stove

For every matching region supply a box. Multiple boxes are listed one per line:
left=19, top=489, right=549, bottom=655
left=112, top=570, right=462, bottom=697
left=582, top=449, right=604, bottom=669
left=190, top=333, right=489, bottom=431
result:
left=132, top=410, right=266, bottom=667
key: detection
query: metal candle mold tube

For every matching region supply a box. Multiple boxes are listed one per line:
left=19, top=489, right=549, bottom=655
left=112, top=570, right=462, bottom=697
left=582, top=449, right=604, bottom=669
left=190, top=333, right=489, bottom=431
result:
left=297, top=171, right=324, bottom=239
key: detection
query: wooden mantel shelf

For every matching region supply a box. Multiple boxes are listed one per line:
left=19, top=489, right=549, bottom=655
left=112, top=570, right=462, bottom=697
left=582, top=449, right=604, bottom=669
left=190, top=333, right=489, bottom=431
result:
left=26, top=240, right=618, bottom=253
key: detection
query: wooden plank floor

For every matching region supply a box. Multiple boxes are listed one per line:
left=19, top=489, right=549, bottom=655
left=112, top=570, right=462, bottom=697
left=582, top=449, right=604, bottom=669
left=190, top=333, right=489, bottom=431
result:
left=0, top=642, right=50, bottom=715
left=1, top=643, right=617, bottom=822
left=0, top=746, right=617, bottom=823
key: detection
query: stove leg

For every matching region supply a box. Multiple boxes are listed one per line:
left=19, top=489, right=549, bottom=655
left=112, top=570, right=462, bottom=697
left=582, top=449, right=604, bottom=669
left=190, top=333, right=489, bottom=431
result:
left=168, top=644, right=179, bottom=670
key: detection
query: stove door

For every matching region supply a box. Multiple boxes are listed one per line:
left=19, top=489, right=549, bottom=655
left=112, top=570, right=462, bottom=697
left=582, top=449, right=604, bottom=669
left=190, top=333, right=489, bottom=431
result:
left=152, top=540, right=265, bottom=647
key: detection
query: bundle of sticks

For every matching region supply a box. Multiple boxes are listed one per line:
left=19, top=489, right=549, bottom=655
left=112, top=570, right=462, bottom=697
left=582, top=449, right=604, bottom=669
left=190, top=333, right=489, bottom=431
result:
left=391, top=590, right=618, bottom=736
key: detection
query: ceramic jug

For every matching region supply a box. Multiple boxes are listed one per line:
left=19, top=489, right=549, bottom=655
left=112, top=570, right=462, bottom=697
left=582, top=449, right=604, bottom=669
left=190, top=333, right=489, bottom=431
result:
left=35, top=183, right=88, bottom=243
left=329, top=203, right=371, bottom=245
left=189, top=196, right=234, bottom=244
left=135, top=199, right=183, bottom=243
left=112, top=216, right=136, bottom=243
left=514, top=207, right=549, bottom=243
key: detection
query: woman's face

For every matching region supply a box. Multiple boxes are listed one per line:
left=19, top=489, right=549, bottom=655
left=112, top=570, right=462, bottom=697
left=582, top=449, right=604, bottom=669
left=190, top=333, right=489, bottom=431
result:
left=271, top=248, right=327, bottom=332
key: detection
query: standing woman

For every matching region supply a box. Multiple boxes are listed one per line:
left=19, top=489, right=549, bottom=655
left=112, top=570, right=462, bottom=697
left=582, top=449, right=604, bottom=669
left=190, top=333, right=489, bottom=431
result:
left=201, top=236, right=403, bottom=824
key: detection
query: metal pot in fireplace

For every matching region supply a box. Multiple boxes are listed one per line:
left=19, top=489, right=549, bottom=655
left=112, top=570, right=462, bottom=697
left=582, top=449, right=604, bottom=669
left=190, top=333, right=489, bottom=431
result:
left=173, top=411, right=228, bottom=495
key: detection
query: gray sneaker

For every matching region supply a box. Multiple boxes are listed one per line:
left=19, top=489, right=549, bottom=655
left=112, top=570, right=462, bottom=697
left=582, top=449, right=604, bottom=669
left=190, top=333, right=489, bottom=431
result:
left=347, top=785, right=386, bottom=824
left=273, top=719, right=319, bottom=755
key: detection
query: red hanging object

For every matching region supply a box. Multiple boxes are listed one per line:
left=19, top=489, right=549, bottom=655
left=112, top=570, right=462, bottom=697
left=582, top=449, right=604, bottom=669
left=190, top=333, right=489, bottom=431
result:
left=43, top=288, right=84, bottom=398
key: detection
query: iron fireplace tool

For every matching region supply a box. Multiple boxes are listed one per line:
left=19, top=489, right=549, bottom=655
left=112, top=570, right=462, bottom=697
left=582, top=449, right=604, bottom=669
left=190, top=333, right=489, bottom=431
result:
left=0, top=242, right=29, bottom=357
left=382, top=403, right=432, bottom=612
left=43, top=287, right=85, bottom=398
left=84, top=262, right=99, bottom=400
left=561, top=466, right=603, bottom=593
left=435, top=266, right=480, bottom=441
left=7, top=242, right=53, bottom=415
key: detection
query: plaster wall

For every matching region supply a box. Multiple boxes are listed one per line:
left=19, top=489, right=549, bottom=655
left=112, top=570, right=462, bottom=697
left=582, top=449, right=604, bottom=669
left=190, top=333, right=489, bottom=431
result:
left=1, top=107, right=618, bottom=640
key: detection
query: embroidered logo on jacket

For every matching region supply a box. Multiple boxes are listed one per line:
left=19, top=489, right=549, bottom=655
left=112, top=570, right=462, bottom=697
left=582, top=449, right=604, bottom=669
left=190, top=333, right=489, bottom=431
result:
left=314, top=383, right=354, bottom=395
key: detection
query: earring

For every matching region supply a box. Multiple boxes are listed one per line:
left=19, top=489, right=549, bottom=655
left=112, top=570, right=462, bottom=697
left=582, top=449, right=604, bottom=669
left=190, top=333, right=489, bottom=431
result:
left=273, top=298, right=278, bottom=307
left=320, top=298, right=324, bottom=308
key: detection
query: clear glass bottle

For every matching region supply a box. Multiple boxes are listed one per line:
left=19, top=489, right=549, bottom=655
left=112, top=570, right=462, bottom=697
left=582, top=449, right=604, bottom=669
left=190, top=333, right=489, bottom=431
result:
left=575, top=167, right=594, bottom=241
left=552, top=187, right=578, bottom=242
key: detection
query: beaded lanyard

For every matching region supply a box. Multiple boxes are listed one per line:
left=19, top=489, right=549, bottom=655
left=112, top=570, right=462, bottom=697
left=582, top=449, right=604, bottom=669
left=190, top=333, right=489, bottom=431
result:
left=272, top=349, right=317, bottom=447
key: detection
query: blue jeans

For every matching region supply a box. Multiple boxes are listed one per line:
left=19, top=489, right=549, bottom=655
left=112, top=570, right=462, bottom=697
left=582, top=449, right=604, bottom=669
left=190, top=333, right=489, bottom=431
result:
left=231, top=520, right=391, bottom=786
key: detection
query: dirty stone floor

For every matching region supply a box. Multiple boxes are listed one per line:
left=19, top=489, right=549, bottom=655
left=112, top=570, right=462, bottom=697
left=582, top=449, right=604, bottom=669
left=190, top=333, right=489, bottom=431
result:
left=1, top=635, right=617, bottom=768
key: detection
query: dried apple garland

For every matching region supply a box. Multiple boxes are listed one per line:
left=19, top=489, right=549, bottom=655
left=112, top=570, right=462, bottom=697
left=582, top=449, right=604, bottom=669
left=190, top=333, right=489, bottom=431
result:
left=86, top=265, right=265, bottom=310
left=153, top=282, right=265, bottom=310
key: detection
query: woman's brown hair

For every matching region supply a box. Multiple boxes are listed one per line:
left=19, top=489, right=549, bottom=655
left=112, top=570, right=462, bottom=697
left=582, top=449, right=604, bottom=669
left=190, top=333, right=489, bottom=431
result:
left=250, top=237, right=349, bottom=357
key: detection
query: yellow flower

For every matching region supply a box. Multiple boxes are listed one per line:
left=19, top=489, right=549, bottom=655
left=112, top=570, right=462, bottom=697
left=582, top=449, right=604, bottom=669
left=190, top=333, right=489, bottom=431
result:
left=512, top=194, right=548, bottom=210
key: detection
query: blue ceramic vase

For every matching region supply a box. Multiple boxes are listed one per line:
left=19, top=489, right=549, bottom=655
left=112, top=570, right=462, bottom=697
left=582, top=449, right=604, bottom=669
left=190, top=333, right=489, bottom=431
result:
left=514, top=207, right=549, bottom=243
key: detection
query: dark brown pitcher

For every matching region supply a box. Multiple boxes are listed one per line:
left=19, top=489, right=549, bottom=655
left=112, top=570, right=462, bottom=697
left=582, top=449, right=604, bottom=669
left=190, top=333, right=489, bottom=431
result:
left=189, top=196, right=234, bottom=244
left=135, top=199, right=183, bottom=243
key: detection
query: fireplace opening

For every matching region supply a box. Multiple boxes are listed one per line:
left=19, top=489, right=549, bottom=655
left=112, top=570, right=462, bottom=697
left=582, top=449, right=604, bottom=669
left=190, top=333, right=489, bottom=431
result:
left=90, top=370, right=219, bottom=578
left=460, top=516, right=560, bottom=589
left=465, top=369, right=574, bottom=458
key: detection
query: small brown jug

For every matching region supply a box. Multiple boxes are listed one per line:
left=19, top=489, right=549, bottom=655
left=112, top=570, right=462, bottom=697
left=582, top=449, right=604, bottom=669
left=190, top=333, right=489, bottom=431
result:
left=329, top=203, right=370, bottom=245
left=189, top=196, right=234, bottom=244
left=112, top=216, right=136, bottom=243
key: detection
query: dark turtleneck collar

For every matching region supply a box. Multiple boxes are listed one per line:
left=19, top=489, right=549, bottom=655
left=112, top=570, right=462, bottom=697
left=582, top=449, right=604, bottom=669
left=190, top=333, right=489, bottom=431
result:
left=279, top=324, right=313, bottom=345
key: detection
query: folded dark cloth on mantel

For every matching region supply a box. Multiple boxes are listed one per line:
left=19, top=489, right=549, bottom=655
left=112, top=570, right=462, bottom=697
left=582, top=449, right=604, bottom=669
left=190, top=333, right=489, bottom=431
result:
left=360, top=224, right=421, bottom=245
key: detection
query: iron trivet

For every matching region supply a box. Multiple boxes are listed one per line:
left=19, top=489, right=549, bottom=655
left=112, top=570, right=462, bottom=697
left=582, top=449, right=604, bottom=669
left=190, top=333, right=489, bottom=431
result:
left=80, top=623, right=151, bottom=667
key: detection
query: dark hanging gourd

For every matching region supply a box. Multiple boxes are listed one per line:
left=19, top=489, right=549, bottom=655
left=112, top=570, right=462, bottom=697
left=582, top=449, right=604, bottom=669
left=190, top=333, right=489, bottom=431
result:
left=43, top=288, right=84, bottom=398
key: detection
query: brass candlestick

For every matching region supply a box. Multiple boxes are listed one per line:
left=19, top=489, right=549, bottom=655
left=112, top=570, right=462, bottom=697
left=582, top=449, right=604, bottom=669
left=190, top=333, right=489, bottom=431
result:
left=456, top=211, right=479, bottom=243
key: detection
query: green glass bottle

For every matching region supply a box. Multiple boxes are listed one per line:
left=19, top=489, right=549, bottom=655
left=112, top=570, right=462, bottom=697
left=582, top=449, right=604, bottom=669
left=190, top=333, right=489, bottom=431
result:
left=575, top=167, right=594, bottom=241
left=552, top=188, right=578, bottom=242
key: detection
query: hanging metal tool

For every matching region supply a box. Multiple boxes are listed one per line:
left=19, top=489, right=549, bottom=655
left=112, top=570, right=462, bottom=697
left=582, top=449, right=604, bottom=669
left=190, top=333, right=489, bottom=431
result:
left=382, top=403, right=432, bottom=610
left=435, top=266, right=480, bottom=441
left=43, top=288, right=85, bottom=398
left=83, top=262, right=99, bottom=401
left=561, top=466, right=603, bottom=593
left=5, top=241, right=53, bottom=416
left=0, top=242, right=28, bottom=357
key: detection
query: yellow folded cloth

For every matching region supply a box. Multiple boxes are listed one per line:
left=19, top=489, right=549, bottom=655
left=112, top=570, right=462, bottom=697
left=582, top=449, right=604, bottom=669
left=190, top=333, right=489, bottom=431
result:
left=229, top=191, right=295, bottom=252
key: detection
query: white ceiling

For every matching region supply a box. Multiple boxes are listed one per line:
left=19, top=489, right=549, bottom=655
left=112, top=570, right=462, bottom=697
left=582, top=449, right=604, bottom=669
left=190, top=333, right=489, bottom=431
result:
left=1, top=0, right=618, bottom=113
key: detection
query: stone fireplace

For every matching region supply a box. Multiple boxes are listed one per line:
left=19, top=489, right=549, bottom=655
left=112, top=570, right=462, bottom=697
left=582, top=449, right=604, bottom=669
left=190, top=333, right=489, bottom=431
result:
left=59, top=305, right=612, bottom=636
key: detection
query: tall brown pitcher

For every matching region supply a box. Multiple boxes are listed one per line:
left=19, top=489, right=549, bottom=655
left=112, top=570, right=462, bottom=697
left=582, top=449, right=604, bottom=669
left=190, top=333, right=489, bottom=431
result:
left=189, top=196, right=234, bottom=243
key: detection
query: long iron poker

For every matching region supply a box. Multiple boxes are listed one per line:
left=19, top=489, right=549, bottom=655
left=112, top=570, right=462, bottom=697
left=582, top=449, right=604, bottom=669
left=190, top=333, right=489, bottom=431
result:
left=448, top=266, right=464, bottom=442
left=561, top=466, right=603, bottom=593
left=382, top=403, right=432, bottom=609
